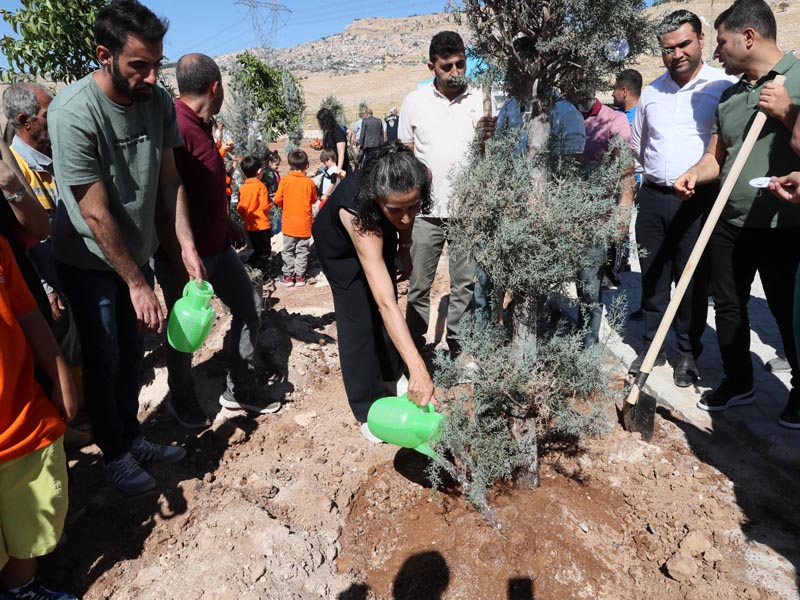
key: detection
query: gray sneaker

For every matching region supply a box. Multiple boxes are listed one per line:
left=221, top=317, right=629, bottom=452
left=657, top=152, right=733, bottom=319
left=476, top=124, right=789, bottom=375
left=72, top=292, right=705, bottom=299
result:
left=130, top=436, right=187, bottom=464
left=104, top=452, right=156, bottom=494
left=219, top=388, right=281, bottom=414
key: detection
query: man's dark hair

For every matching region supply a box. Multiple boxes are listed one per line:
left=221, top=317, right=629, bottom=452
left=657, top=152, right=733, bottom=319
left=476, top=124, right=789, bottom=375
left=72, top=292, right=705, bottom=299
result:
left=657, top=10, right=702, bottom=40
left=287, top=149, right=309, bottom=170
left=94, top=0, right=169, bottom=56
left=615, top=69, right=643, bottom=97
left=241, top=156, right=261, bottom=178
left=429, top=31, right=465, bottom=63
left=715, top=0, right=777, bottom=41
left=176, top=54, right=220, bottom=96
left=355, top=142, right=431, bottom=234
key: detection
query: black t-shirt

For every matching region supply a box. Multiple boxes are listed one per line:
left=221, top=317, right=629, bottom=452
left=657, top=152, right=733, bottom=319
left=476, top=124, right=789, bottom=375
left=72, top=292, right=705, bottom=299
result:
left=312, top=173, right=396, bottom=290
left=323, top=126, right=352, bottom=173
left=384, top=114, right=399, bottom=143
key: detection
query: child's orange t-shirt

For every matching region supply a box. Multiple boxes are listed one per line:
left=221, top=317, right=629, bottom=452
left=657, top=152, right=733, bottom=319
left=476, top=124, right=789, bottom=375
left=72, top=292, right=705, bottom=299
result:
left=274, top=170, right=318, bottom=238
left=236, top=177, right=272, bottom=232
left=0, top=236, right=65, bottom=463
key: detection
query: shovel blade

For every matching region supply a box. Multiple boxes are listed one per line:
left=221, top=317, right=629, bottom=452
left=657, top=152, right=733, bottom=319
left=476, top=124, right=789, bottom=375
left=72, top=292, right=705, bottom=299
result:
left=621, top=390, right=657, bottom=442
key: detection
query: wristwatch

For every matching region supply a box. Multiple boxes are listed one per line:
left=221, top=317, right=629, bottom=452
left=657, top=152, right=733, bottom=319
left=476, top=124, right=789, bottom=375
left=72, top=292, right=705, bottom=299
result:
left=4, top=188, right=25, bottom=204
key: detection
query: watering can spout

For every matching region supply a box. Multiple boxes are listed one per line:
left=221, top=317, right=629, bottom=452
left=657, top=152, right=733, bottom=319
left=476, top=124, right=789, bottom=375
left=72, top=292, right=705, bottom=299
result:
left=366, top=394, right=444, bottom=457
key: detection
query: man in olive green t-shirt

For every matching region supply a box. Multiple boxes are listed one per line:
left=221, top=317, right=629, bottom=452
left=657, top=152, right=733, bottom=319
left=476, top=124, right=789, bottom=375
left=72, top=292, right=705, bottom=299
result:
left=675, top=0, right=800, bottom=428
left=49, top=0, right=206, bottom=493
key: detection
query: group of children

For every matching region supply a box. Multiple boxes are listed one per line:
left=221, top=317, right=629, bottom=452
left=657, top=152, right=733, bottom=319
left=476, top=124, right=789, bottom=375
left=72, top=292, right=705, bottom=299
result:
left=235, top=148, right=344, bottom=287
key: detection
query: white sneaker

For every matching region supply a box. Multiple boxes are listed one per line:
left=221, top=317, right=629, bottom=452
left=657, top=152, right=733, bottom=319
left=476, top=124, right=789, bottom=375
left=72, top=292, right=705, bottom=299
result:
left=219, top=389, right=281, bottom=414
left=360, top=422, right=384, bottom=444
left=103, top=452, right=156, bottom=494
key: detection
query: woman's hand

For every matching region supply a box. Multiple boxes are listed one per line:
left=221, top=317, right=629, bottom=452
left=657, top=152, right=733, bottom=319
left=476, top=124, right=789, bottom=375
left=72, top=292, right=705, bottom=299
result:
left=407, top=366, right=435, bottom=408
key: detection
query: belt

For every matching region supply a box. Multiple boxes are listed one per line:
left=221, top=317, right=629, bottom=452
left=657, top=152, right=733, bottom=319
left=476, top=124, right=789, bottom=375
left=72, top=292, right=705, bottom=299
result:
left=643, top=180, right=674, bottom=194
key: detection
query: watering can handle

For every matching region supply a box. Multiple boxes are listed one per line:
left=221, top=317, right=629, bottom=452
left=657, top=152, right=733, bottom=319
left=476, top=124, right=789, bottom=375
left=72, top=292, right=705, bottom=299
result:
left=399, top=393, right=437, bottom=414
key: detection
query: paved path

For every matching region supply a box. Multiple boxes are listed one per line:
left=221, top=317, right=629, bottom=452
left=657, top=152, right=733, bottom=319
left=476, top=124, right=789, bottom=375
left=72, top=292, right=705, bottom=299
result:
left=601, top=252, right=800, bottom=464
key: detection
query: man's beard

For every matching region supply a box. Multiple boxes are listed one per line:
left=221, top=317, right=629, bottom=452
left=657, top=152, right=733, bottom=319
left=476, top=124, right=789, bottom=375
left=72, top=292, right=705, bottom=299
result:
left=110, top=57, right=153, bottom=103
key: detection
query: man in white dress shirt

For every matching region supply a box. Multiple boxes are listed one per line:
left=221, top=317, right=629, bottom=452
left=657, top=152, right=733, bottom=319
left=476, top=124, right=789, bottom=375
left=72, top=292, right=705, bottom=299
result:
left=628, top=10, right=737, bottom=386
left=398, top=31, right=496, bottom=356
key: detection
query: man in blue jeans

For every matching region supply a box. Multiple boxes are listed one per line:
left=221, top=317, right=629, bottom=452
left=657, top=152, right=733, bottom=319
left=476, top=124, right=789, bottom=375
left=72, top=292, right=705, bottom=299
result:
left=50, top=0, right=206, bottom=494
left=154, top=52, right=279, bottom=429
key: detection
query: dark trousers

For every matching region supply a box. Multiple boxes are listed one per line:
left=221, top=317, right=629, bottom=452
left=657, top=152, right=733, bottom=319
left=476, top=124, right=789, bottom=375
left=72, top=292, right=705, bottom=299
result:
left=709, top=220, right=800, bottom=390
left=635, top=183, right=713, bottom=357
left=331, top=276, right=402, bottom=423
left=576, top=244, right=606, bottom=348
left=57, top=262, right=152, bottom=461
left=249, top=229, right=272, bottom=267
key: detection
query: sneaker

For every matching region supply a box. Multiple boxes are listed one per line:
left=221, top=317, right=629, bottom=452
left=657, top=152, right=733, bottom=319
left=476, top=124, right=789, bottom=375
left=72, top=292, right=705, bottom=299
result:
left=219, top=388, right=281, bottom=414
left=282, top=275, right=294, bottom=287
left=130, top=436, right=187, bottom=464
left=778, top=391, right=800, bottom=429
left=628, top=350, right=666, bottom=375
left=697, top=379, right=755, bottom=412
left=766, top=355, right=791, bottom=373
left=103, top=452, right=156, bottom=494
left=360, top=422, right=384, bottom=444
left=5, top=579, right=79, bottom=600
left=294, top=275, right=306, bottom=287
left=166, top=395, right=211, bottom=429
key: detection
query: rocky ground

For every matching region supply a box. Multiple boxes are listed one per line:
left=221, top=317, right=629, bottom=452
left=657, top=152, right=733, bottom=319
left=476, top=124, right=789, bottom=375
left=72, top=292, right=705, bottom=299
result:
left=40, top=240, right=800, bottom=599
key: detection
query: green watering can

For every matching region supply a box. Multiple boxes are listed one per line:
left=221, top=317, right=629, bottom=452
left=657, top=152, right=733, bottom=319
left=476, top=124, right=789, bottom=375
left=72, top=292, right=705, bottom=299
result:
left=367, top=394, right=444, bottom=458
left=167, top=280, right=216, bottom=353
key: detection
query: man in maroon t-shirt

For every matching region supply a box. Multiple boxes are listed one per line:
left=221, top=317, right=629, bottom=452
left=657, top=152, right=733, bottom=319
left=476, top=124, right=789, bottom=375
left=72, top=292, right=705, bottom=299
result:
left=154, top=53, right=280, bottom=427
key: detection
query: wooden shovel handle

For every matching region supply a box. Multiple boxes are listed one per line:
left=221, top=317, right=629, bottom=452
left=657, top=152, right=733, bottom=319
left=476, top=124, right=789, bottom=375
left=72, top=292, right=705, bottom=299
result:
left=625, top=74, right=787, bottom=407
left=483, top=87, right=492, bottom=118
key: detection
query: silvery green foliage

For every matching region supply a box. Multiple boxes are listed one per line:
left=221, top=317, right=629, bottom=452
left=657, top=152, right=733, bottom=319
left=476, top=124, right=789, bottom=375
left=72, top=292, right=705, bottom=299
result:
left=447, top=128, right=631, bottom=300
left=284, top=124, right=304, bottom=154
left=428, top=313, right=616, bottom=520
left=319, top=95, right=347, bottom=127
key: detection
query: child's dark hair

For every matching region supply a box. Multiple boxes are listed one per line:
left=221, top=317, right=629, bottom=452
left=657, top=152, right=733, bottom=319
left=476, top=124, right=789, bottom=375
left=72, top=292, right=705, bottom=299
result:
left=241, top=156, right=261, bottom=178
left=354, top=142, right=431, bottom=233
left=287, top=149, right=309, bottom=170
left=320, top=149, right=338, bottom=164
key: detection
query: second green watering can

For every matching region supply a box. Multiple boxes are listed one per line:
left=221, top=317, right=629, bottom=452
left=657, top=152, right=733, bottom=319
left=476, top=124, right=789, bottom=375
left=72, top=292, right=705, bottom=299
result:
left=367, top=394, right=444, bottom=458
left=167, top=280, right=216, bottom=353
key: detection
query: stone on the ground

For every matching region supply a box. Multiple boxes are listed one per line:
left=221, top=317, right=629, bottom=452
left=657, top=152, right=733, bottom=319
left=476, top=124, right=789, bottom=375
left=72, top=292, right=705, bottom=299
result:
left=665, top=551, right=699, bottom=581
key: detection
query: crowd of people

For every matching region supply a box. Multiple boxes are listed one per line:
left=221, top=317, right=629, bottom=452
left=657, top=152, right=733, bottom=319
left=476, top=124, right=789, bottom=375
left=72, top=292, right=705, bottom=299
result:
left=2, top=0, right=800, bottom=598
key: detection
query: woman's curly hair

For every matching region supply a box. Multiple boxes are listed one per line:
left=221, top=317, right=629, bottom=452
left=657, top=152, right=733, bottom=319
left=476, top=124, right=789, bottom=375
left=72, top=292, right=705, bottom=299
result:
left=354, top=142, right=431, bottom=233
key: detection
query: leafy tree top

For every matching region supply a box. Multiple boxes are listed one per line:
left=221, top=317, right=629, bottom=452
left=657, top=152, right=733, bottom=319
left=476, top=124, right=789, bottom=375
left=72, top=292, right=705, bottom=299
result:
left=1, top=0, right=106, bottom=83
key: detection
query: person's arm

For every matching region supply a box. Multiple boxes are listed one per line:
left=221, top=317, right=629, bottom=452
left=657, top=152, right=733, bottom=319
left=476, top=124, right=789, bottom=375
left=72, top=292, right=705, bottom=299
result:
left=72, top=180, right=165, bottom=332
left=630, top=97, right=645, bottom=164
left=17, top=307, right=78, bottom=422
left=0, top=146, right=50, bottom=240
left=156, top=147, right=206, bottom=282
left=340, top=210, right=434, bottom=406
left=768, top=172, right=800, bottom=203
left=673, top=134, right=726, bottom=200
left=274, top=179, right=285, bottom=208
left=336, top=141, right=347, bottom=171
left=359, top=122, right=367, bottom=149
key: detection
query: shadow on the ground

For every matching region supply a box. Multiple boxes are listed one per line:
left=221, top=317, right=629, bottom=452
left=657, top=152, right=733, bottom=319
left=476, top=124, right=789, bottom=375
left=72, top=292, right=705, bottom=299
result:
left=659, top=406, right=800, bottom=596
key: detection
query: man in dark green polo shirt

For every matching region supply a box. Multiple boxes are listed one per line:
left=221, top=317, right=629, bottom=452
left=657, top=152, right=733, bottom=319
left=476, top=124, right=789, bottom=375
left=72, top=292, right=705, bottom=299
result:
left=675, top=0, right=800, bottom=427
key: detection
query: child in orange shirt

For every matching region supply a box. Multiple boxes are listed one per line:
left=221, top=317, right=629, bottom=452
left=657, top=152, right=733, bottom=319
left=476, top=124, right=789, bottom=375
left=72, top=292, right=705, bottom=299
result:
left=0, top=234, right=79, bottom=600
left=275, top=150, right=318, bottom=287
left=236, top=156, right=273, bottom=269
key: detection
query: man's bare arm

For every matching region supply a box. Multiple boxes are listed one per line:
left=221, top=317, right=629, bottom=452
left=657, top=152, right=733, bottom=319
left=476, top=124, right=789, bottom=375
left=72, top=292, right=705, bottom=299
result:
left=0, top=141, right=50, bottom=240
left=73, top=180, right=164, bottom=332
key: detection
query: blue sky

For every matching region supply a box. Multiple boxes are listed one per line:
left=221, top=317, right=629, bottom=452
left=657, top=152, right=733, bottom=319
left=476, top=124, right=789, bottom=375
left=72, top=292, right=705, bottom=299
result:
left=0, top=0, right=450, bottom=69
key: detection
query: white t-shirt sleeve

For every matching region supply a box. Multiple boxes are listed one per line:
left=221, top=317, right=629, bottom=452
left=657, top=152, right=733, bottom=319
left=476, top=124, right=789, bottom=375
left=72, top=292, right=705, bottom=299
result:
left=398, top=94, right=414, bottom=144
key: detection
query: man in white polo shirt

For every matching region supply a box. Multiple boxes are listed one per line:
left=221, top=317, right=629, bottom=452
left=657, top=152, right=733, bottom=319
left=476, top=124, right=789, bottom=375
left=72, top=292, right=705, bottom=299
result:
left=399, top=30, right=496, bottom=356
left=629, top=10, right=737, bottom=387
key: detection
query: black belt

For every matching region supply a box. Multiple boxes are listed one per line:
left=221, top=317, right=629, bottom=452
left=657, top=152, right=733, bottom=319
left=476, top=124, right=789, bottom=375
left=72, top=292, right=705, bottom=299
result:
left=643, top=180, right=674, bottom=194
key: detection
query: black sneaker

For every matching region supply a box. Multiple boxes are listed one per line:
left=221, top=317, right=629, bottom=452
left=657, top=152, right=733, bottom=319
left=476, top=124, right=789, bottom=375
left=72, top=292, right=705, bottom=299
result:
left=166, top=395, right=211, bottom=429
left=697, top=379, right=754, bottom=412
left=4, top=578, right=79, bottom=600
left=219, top=388, right=281, bottom=414
left=778, top=391, right=800, bottom=429
left=628, top=350, right=666, bottom=375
